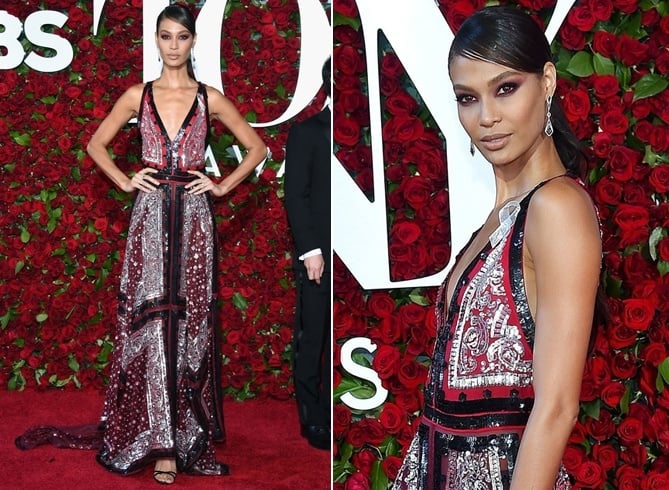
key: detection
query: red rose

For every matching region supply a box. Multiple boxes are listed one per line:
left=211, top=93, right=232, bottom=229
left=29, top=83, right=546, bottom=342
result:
left=382, top=115, right=424, bottom=144
left=561, top=445, right=585, bottom=473
left=649, top=164, right=669, bottom=193
left=593, top=177, right=622, bottom=205
left=592, top=74, right=620, bottom=99
left=617, top=416, right=644, bottom=445
left=344, top=471, right=370, bottom=490
left=442, top=0, right=477, bottom=31
left=559, top=23, right=586, bottom=50
left=379, top=402, right=406, bottom=433
left=376, top=316, right=402, bottom=344
left=385, top=91, right=418, bottom=116
left=600, top=109, right=630, bottom=135
left=334, top=111, right=361, bottom=147
left=612, top=0, right=639, bottom=14
left=606, top=146, right=640, bottom=181
left=367, top=292, right=396, bottom=318
left=379, top=52, right=404, bottom=79
left=585, top=409, right=615, bottom=441
left=352, top=448, right=378, bottom=476
left=622, top=298, right=655, bottom=331
left=334, top=44, right=365, bottom=76
left=614, top=203, right=649, bottom=232
left=592, top=443, right=618, bottom=472
left=592, top=31, right=617, bottom=57
left=610, top=350, right=638, bottom=378
left=616, top=464, right=644, bottom=490
left=397, top=359, right=428, bottom=390
left=567, top=6, right=596, bottom=32
left=588, top=0, right=614, bottom=21
left=562, top=89, right=591, bottom=122
left=372, top=345, right=401, bottom=379
left=381, top=455, right=403, bottom=481
left=601, top=381, right=626, bottom=407
left=615, top=34, right=649, bottom=66
left=645, top=472, right=669, bottom=490
left=641, top=341, right=667, bottom=367
left=573, top=461, right=606, bottom=489
left=401, top=176, right=433, bottom=210
left=392, top=221, right=421, bottom=245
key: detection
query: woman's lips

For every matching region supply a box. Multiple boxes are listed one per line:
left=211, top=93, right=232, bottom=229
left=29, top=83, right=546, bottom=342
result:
left=479, top=134, right=510, bottom=151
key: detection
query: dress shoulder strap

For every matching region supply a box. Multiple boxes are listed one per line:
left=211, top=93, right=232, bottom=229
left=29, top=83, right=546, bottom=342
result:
left=137, top=82, right=153, bottom=126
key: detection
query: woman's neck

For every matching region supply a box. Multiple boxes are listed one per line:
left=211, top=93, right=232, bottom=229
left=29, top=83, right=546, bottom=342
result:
left=492, top=139, right=565, bottom=206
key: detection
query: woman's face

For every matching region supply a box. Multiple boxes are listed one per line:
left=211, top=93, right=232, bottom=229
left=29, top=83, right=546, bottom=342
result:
left=449, top=55, right=555, bottom=168
left=156, top=17, right=195, bottom=68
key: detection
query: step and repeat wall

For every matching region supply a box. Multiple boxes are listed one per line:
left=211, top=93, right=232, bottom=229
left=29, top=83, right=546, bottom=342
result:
left=0, top=0, right=330, bottom=400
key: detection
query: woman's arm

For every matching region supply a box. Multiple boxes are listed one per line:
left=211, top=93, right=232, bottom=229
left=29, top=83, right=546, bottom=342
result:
left=86, top=84, right=159, bottom=193
left=187, top=86, right=267, bottom=197
left=510, top=179, right=601, bottom=490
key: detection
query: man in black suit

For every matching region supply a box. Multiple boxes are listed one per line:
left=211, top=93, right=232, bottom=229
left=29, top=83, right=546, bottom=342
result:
left=283, top=58, right=331, bottom=451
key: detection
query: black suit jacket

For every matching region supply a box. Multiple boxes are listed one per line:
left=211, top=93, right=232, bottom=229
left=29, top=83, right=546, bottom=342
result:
left=284, top=108, right=331, bottom=272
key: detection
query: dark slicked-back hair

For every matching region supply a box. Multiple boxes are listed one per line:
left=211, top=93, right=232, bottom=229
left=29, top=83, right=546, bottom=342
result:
left=449, top=6, right=585, bottom=178
left=156, top=3, right=197, bottom=80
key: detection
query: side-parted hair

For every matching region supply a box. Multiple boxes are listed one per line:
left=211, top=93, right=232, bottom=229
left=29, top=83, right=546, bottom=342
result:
left=448, top=6, right=585, bottom=178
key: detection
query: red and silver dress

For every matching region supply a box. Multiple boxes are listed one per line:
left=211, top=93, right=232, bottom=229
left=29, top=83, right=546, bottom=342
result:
left=393, top=180, right=572, bottom=489
left=96, top=81, right=226, bottom=475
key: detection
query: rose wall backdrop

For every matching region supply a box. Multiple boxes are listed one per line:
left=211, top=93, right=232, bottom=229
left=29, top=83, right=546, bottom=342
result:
left=334, top=0, right=669, bottom=489
left=0, top=0, right=329, bottom=401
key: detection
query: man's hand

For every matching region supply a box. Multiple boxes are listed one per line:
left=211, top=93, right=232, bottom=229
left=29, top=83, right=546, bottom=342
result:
left=304, top=254, right=325, bottom=285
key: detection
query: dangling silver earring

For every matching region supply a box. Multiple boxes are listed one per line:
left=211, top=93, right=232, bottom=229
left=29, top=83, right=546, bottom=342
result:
left=545, top=95, right=554, bottom=137
left=158, top=55, right=162, bottom=63
left=190, top=48, right=196, bottom=62
left=470, top=139, right=475, bottom=156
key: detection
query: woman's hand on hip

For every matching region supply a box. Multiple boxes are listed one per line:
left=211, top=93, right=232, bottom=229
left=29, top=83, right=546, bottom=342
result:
left=186, top=170, right=225, bottom=196
left=125, top=167, right=159, bottom=193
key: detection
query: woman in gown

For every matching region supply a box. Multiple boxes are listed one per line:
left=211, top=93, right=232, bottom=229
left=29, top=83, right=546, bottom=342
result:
left=392, top=7, right=602, bottom=489
left=79, top=4, right=264, bottom=485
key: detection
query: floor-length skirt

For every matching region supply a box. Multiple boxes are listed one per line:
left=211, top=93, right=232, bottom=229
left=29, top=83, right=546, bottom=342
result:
left=97, top=177, right=227, bottom=475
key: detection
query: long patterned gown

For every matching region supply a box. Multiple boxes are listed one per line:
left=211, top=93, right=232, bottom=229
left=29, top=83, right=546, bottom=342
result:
left=392, top=179, right=572, bottom=489
left=95, top=81, right=227, bottom=475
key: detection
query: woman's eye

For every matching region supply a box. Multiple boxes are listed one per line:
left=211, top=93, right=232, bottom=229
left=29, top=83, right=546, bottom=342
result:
left=497, top=82, right=518, bottom=96
left=455, top=94, right=476, bottom=106
left=179, top=35, right=190, bottom=40
left=161, top=34, right=170, bottom=40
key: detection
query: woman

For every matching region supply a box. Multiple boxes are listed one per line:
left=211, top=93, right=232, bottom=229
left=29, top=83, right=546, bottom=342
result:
left=17, top=4, right=266, bottom=485
left=392, top=6, right=601, bottom=489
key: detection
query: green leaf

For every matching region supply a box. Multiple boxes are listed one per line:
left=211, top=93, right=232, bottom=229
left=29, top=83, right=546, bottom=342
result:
left=35, top=312, right=48, bottom=323
left=632, top=73, right=669, bottom=101
left=649, top=227, right=666, bottom=261
left=232, top=292, right=248, bottom=311
left=566, top=52, right=594, bottom=78
left=68, top=354, right=80, bottom=372
left=333, top=12, right=361, bottom=30
left=660, top=358, right=669, bottom=384
left=659, top=260, right=669, bottom=276
left=20, top=229, right=31, bottom=243
left=370, top=460, right=389, bottom=490
left=620, top=383, right=631, bottom=414
left=11, top=131, right=31, bottom=146
left=409, top=289, right=430, bottom=306
left=14, top=261, right=24, bottom=274
left=581, top=399, right=601, bottom=420
left=656, top=371, right=665, bottom=393
left=592, top=53, right=615, bottom=76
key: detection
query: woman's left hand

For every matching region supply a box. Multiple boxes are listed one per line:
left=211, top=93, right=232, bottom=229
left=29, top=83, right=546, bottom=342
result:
left=186, top=170, right=225, bottom=197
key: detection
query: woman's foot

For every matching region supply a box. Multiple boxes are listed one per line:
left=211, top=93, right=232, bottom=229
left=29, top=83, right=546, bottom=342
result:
left=153, top=458, right=177, bottom=485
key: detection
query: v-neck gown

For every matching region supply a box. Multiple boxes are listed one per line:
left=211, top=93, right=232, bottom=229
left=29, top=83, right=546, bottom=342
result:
left=392, top=180, right=572, bottom=489
left=96, top=81, right=226, bottom=475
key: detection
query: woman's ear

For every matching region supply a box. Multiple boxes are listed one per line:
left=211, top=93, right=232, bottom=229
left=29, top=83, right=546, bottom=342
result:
left=543, top=61, right=557, bottom=98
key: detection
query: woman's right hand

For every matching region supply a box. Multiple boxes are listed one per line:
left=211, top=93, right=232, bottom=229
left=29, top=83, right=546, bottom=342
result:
left=123, top=167, right=160, bottom=193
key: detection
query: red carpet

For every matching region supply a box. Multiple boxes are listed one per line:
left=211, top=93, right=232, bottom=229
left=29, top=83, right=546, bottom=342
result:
left=2, top=390, right=330, bottom=489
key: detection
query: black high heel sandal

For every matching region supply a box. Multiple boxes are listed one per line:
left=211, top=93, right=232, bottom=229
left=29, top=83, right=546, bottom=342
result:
left=153, top=470, right=177, bottom=485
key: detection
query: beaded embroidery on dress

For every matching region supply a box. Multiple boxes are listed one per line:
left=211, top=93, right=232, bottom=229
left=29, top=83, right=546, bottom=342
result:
left=392, top=179, right=572, bottom=490
left=15, top=82, right=228, bottom=477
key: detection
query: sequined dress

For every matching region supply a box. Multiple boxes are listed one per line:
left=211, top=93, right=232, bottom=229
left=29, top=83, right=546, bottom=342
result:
left=16, top=82, right=227, bottom=476
left=392, top=180, right=572, bottom=490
